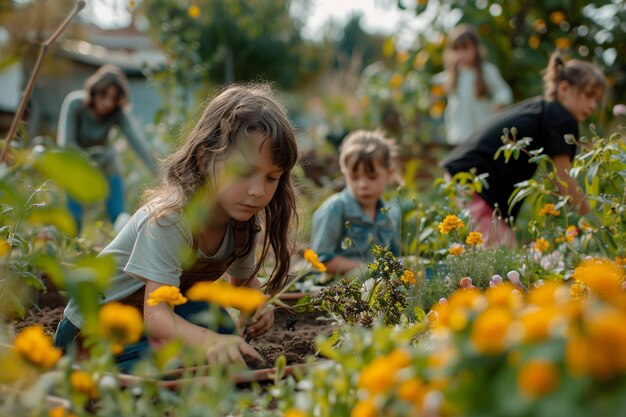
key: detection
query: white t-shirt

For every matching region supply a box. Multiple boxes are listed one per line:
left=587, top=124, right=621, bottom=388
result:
left=63, top=206, right=256, bottom=328
left=444, top=62, right=513, bottom=145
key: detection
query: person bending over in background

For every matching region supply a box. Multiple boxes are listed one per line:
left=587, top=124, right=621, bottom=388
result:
left=57, top=64, right=158, bottom=232
left=311, top=129, right=401, bottom=277
left=442, top=51, right=606, bottom=246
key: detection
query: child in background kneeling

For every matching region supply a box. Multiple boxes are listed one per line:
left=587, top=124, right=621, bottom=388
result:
left=311, top=130, right=401, bottom=277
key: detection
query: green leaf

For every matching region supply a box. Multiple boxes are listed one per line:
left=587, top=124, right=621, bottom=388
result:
left=28, top=207, right=77, bottom=237
left=32, top=149, right=108, bottom=204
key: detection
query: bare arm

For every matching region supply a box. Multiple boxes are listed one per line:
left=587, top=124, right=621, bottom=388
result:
left=142, top=280, right=262, bottom=365
left=552, top=154, right=590, bottom=215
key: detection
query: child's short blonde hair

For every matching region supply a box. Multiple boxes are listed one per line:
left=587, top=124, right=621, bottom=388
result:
left=339, top=130, right=396, bottom=174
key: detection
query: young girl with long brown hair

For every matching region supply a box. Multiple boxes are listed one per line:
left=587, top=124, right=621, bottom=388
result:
left=54, top=83, right=299, bottom=372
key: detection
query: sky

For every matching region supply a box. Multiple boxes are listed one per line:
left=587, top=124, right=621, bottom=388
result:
left=86, top=0, right=435, bottom=48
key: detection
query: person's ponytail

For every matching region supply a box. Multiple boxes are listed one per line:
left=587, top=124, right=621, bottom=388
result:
left=542, top=51, right=565, bottom=100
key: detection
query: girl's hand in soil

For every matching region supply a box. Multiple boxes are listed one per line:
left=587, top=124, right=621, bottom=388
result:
left=245, top=308, right=275, bottom=339
left=206, top=334, right=263, bottom=366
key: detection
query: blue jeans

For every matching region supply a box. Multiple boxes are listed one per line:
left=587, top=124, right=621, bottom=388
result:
left=67, top=174, right=125, bottom=233
left=54, top=301, right=236, bottom=374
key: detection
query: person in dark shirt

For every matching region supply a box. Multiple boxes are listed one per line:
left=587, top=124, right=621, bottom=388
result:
left=57, top=64, right=158, bottom=232
left=442, top=52, right=606, bottom=246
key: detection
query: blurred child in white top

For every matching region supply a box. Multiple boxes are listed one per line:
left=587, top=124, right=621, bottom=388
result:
left=443, top=24, right=513, bottom=146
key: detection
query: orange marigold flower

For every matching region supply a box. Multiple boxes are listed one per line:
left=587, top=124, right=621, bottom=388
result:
left=14, top=326, right=62, bottom=369
left=539, top=203, right=560, bottom=216
left=303, top=248, right=327, bottom=272
left=188, top=5, right=201, bottom=18
left=533, top=238, right=550, bottom=252
left=187, top=281, right=267, bottom=314
left=466, top=231, right=483, bottom=246
left=449, top=243, right=465, bottom=256
left=438, top=214, right=464, bottom=234
left=146, top=285, right=187, bottom=307
left=351, top=399, right=377, bottom=417
left=470, top=308, right=512, bottom=355
left=401, top=269, right=416, bottom=284
left=517, top=360, right=560, bottom=397
left=70, top=370, right=99, bottom=398
left=572, top=258, right=625, bottom=306
left=99, top=303, right=143, bottom=354
left=284, top=410, right=307, bottom=417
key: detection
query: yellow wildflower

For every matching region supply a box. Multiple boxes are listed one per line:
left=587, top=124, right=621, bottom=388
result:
left=565, top=337, right=590, bottom=376
left=572, top=258, right=625, bottom=307
left=533, top=238, right=550, bottom=252
left=146, top=285, right=188, bottom=307
left=529, top=35, right=540, bottom=49
left=284, top=410, right=307, bottom=417
left=395, top=50, right=409, bottom=63
left=401, top=269, right=416, bottom=284
left=538, top=203, right=560, bottom=216
left=470, top=308, right=512, bottom=355
left=186, top=281, right=267, bottom=314
left=14, top=326, right=62, bottom=369
left=430, top=101, right=445, bottom=118
left=359, top=357, right=395, bottom=395
left=430, top=84, right=445, bottom=97
left=351, top=399, right=377, bottom=417
left=390, top=73, right=403, bottom=89
left=465, top=231, right=483, bottom=246
left=549, top=11, right=566, bottom=24
left=0, top=239, right=10, bottom=257
left=449, top=243, right=465, bottom=256
left=438, top=214, right=464, bottom=234
left=517, top=360, right=560, bottom=397
left=486, top=283, right=522, bottom=310
left=565, top=225, right=578, bottom=241
left=49, top=407, right=78, bottom=417
left=569, top=280, right=590, bottom=302
left=99, top=303, right=143, bottom=354
left=70, top=370, right=99, bottom=398
left=520, top=306, right=561, bottom=342
left=397, top=377, right=424, bottom=403
left=303, top=248, right=327, bottom=272
left=188, top=5, right=201, bottom=18
left=555, top=37, right=571, bottom=50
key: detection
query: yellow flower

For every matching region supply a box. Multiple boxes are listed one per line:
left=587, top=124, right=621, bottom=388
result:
left=470, top=308, right=512, bottom=355
left=486, top=283, right=522, bottom=310
left=187, top=281, right=267, bottom=314
left=401, top=269, right=416, bottom=284
left=569, top=280, right=590, bottom=302
left=539, top=203, right=560, bottom=216
left=517, top=360, right=560, bottom=397
left=565, top=337, right=590, bottom=376
left=146, top=285, right=188, bottom=307
left=284, top=410, right=307, bottom=417
left=49, top=407, right=78, bottom=417
left=70, top=370, right=99, bottom=398
left=303, top=248, right=327, bottom=272
left=465, top=231, right=483, bottom=246
left=351, top=399, right=377, bottom=417
left=99, top=303, right=143, bottom=354
left=430, top=84, right=445, bottom=97
left=0, top=239, right=10, bottom=257
left=555, top=37, right=571, bottom=50
left=565, top=225, right=578, bottom=241
left=390, top=73, right=403, bottom=89
left=397, top=377, right=424, bottom=403
left=13, top=326, right=62, bottom=369
left=549, top=11, right=566, bottom=24
left=520, top=307, right=561, bottom=342
left=438, top=214, right=464, bottom=234
left=572, top=258, right=626, bottom=307
left=529, top=35, right=540, bottom=49
left=359, top=357, right=395, bottom=395
left=449, top=243, right=465, bottom=256
left=188, top=5, right=201, bottom=18
left=430, top=101, right=445, bottom=118
left=395, top=51, right=409, bottom=63
left=533, top=238, right=550, bottom=252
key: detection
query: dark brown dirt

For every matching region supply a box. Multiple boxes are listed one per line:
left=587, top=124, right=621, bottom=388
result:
left=11, top=301, right=334, bottom=369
